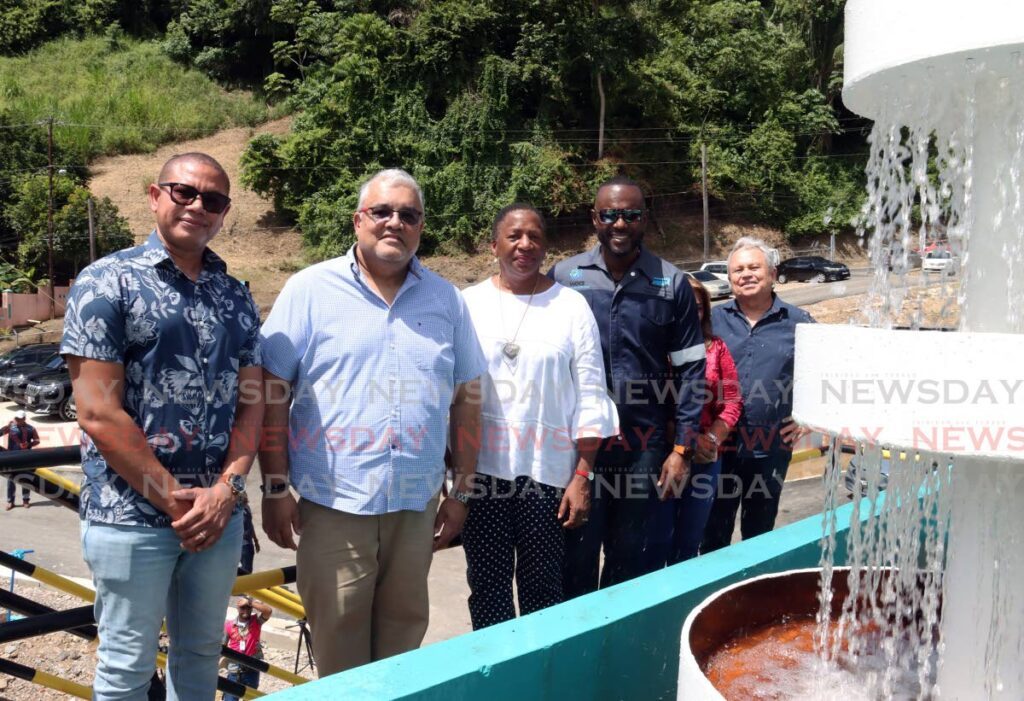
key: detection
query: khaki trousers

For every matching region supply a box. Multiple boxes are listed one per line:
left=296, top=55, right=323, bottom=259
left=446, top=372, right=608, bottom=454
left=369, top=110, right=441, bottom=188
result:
left=296, top=496, right=438, bottom=676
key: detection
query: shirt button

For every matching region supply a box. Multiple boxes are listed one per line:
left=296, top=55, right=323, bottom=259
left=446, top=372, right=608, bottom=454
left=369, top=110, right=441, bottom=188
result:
left=391, top=444, right=397, bottom=451
left=630, top=271, right=637, bottom=277
left=202, top=358, right=209, bottom=365
left=205, top=394, right=213, bottom=402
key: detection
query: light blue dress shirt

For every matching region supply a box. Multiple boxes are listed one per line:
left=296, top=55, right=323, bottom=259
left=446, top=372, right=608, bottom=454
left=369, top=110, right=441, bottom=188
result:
left=260, top=247, right=486, bottom=514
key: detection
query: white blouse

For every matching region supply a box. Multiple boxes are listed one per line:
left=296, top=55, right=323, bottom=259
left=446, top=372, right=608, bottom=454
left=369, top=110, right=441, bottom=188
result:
left=462, top=278, right=619, bottom=488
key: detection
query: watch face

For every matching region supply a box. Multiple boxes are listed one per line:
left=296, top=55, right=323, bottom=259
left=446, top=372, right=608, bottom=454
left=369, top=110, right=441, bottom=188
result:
left=227, top=474, right=246, bottom=493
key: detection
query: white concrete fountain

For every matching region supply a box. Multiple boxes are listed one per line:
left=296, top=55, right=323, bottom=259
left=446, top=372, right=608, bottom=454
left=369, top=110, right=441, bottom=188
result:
left=678, top=2, right=1024, bottom=699
left=795, top=1, right=1024, bottom=697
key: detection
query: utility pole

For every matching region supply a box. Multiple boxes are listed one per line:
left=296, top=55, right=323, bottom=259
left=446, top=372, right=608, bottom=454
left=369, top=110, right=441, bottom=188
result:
left=701, top=142, right=709, bottom=261
left=87, top=197, right=96, bottom=263
left=46, top=117, right=55, bottom=320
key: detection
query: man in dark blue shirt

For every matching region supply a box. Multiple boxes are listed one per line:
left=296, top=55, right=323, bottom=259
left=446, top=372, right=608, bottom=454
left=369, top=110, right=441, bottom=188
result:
left=550, top=176, right=705, bottom=595
left=2, top=410, right=39, bottom=509
left=701, top=237, right=814, bottom=552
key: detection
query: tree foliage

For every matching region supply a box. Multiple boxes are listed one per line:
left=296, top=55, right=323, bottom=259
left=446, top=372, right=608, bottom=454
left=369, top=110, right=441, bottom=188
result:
left=5, top=173, right=133, bottom=280
left=236, top=0, right=866, bottom=255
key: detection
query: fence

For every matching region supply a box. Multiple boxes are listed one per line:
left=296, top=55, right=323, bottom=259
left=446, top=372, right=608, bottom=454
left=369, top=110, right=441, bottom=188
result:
left=0, top=286, right=70, bottom=332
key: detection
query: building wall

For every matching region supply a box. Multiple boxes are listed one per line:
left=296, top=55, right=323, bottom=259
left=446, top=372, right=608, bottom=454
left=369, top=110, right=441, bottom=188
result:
left=0, top=286, right=70, bottom=330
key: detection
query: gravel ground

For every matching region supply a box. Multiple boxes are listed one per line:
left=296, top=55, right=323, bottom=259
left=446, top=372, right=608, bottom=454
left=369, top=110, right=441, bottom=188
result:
left=0, top=578, right=315, bottom=700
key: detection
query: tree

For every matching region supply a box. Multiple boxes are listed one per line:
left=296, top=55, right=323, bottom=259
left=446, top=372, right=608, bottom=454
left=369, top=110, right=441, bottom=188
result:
left=6, top=173, right=133, bottom=280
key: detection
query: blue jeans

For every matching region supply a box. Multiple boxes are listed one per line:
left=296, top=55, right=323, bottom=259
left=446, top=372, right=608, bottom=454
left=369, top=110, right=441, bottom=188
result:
left=223, top=666, right=259, bottom=701
left=700, top=451, right=791, bottom=553
left=81, top=511, right=243, bottom=701
left=668, top=457, right=722, bottom=564
left=563, top=449, right=675, bottom=597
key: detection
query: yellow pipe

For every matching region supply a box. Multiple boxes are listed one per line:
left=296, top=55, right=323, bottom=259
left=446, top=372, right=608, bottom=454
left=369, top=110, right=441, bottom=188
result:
left=269, top=585, right=303, bottom=605
left=232, top=569, right=290, bottom=595
left=28, top=564, right=95, bottom=604
left=30, top=669, right=92, bottom=699
left=260, top=661, right=309, bottom=687
left=250, top=587, right=306, bottom=620
left=789, top=447, right=827, bottom=465
left=34, top=467, right=81, bottom=496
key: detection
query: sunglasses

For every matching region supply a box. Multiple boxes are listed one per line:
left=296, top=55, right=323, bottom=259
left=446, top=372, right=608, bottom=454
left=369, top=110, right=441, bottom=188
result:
left=359, top=205, right=423, bottom=227
left=158, top=182, right=232, bottom=214
left=596, top=208, right=643, bottom=224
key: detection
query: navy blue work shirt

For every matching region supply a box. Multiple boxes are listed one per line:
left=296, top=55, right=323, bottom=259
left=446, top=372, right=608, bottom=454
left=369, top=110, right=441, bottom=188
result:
left=712, top=294, right=814, bottom=457
left=61, top=231, right=262, bottom=527
left=549, top=245, right=705, bottom=454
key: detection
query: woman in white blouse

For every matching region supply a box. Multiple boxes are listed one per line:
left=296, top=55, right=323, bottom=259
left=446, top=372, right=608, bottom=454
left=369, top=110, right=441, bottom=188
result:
left=460, top=203, right=619, bottom=630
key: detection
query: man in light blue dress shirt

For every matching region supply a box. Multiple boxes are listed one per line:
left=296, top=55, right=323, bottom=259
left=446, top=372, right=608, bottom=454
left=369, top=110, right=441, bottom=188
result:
left=258, top=168, right=485, bottom=675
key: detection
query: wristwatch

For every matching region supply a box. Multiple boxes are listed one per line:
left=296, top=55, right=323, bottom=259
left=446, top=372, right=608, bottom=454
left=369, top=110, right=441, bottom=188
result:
left=672, top=444, right=694, bottom=459
left=218, top=473, right=248, bottom=505
left=448, top=487, right=473, bottom=507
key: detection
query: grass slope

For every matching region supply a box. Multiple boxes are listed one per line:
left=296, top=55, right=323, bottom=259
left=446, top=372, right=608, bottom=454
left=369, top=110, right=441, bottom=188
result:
left=0, top=36, right=274, bottom=165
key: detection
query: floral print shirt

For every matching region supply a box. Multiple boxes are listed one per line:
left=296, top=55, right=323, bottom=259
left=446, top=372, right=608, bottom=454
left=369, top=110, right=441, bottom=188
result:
left=61, top=231, right=261, bottom=527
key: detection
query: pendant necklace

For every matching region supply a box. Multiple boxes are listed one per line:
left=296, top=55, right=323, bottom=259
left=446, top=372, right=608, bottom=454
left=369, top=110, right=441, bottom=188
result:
left=496, top=275, right=539, bottom=360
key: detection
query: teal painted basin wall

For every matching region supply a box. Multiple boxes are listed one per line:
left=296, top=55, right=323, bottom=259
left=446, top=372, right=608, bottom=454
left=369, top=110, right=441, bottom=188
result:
left=268, top=498, right=871, bottom=701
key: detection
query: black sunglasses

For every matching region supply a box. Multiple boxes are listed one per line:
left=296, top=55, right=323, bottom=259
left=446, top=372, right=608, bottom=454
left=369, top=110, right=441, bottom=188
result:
left=158, top=182, right=232, bottom=214
left=359, top=205, right=423, bottom=227
left=597, top=208, right=643, bottom=224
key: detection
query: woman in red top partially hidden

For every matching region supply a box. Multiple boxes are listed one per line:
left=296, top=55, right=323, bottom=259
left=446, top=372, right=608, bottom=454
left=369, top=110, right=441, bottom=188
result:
left=668, top=277, right=743, bottom=563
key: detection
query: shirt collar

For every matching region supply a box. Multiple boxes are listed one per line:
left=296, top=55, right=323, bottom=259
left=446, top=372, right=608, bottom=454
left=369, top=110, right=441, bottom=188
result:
left=579, top=244, right=661, bottom=281
left=722, top=292, right=787, bottom=319
left=142, top=230, right=227, bottom=275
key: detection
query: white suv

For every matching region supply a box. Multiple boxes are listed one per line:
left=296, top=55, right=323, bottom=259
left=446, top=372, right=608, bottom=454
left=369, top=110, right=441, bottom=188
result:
left=699, top=260, right=729, bottom=281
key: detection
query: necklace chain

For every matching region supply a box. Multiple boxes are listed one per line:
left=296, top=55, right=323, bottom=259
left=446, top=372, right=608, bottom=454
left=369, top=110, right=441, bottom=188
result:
left=496, top=275, right=539, bottom=360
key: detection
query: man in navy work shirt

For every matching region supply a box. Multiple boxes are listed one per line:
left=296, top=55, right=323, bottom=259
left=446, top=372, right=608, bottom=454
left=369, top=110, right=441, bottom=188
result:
left=701, top=236, right=814, bottom=552
left=63, top=152, right=263, bottom=700
left=550, top=176, right=706, bottom=596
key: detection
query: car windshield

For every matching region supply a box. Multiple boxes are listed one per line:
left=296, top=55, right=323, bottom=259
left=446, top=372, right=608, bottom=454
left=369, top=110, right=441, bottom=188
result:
left=927, top=250, right=952, bottom=259
left=689, top=271, right=717, bottom=282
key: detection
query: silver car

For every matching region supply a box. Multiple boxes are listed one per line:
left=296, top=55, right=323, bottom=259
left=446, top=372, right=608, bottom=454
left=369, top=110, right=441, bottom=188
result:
left=686, top=270, right=732, bottom=300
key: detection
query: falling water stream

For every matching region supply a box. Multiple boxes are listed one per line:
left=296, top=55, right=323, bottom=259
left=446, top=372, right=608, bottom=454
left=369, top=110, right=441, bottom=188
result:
left=701, top=55, right=1024, bottom=700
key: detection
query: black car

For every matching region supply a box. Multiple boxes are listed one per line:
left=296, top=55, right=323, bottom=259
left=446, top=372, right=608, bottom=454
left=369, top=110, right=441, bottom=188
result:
left=0, top=343, right=60, bottom=373
left=776, top=256, right=851, bottom=284
left=0, top=354, right=68, bottom=405
left=23, top=362, right=75, bottom=421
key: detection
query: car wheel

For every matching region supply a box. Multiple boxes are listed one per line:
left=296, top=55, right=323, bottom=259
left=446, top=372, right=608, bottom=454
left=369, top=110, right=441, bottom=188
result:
left=814, top=273, right=826, bottom=283
left=777, top=273, right=788, bottom=284
left=59, top=396, right=76, bottom=422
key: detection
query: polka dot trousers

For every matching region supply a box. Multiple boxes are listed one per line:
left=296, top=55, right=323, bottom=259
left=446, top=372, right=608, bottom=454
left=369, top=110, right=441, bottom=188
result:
left=462, top=474, right=565, bottom=630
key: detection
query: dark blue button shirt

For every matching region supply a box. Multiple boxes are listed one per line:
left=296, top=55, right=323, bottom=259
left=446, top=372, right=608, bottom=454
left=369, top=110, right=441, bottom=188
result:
left=550, top=245, right=705, bottom=452
left=61, top=231, right=262, bottom=527
left=712, top=294, right=814, bottom=456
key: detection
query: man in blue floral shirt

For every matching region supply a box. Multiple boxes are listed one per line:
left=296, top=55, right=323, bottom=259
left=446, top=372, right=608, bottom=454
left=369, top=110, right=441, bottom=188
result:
left=62, top=152, right=263, bottom=701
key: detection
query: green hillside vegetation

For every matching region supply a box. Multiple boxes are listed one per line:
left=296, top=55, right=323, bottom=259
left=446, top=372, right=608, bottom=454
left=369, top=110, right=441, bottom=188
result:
left=0, top=35, right=271, bottom=165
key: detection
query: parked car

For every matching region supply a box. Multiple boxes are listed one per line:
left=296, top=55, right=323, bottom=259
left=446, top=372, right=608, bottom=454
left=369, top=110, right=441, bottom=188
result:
left=776, top=256, right=851, bottom=284
left=699, top=260, right=730, bottom=281
left=24, top=363, right=75, bottom=421
left=0, top=343, right=60, bottom=373
left=921, top=249, right=958, bottom=275
left=0, top=354, right=67, bottom=404
left=686, top=270, right=732, bottom=299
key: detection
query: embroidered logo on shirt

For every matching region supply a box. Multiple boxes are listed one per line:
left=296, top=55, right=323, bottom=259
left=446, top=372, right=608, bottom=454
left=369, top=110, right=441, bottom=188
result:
left=651, top=276, right=671, bottom=287
left=569, top=268, right=584, bottom=280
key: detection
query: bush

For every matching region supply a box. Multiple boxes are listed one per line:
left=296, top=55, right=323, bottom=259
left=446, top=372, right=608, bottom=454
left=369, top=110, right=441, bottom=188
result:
left=0, top=36, right=272, bottom=165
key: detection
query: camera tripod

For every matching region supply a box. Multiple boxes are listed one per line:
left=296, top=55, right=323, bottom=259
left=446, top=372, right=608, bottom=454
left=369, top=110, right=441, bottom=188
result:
left=287, top=618, right=316, bottom=675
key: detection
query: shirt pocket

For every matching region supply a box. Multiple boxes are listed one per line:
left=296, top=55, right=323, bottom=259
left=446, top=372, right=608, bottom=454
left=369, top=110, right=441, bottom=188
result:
left=639, top=296, right=675, bottom=328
